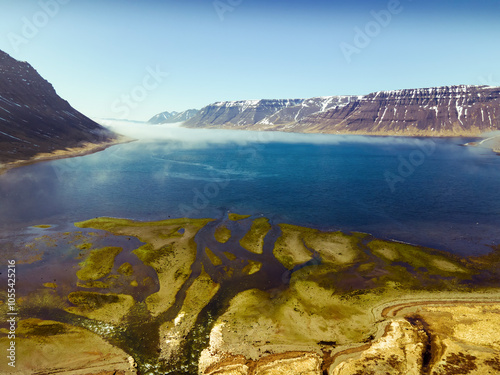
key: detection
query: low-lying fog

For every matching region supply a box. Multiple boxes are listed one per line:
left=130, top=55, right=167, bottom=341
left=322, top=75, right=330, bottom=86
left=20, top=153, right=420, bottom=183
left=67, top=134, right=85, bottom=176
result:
left=96, top=118, right=464, bottom=149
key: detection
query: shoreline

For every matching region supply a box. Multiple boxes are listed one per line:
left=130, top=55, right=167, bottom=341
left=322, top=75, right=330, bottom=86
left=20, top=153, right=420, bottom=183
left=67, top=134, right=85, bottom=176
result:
left=182, top=122, right=487, bottom=138
left=182, top=123, right=500, bottom=153
left=0, top=135, right=136, bottom=176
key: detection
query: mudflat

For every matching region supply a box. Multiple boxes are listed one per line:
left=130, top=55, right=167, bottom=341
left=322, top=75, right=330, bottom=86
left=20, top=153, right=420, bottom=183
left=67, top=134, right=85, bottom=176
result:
left=1, top=214, right=500, bottom=374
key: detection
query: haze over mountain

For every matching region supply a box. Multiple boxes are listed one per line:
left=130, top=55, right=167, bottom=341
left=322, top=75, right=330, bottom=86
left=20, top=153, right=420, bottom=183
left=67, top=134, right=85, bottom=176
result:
left=179, top=85, right=500, bottom=136
left=148, top=109, right=199, bottom=124
left=0, top=50, right=116, bottom=164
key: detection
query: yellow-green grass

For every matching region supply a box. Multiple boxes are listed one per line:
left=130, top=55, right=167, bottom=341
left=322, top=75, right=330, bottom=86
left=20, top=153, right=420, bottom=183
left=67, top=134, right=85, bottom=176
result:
left=75, top=217, right=213, bottom=316
left=0, top=319, right=132, bottom=374
left=76, top=246, right=122, bottom=281
left=75, top=216, right=211, bottom=233
left=133, top=241, right=196, bottom=316
left=242, top=260, right=262, bottom=275
left=367, top=239, right=473, bottom=278
left=239, top=217, right=271, bottom=254
left=287, top=236, right=478, bottom=294
left=301, top=230, right=364, bottom=266
left=66, top=291, right=135, bottom=324
left=32, top=224, right=52, bottom=229
left=75, top=217, right=211, bottom=253
left=223, top=251, right=237, bottom=261
left=228, top=213, right=251, bottom=221
left=117, top=262, right=134, bottom=276
left=76, top=242, right=92, bottom=251
left=214, top=225, right=232, bottom=243
left=159, top=266, right=220, bottom=361
left=13, top=215, right=500, bottom=373
left=210, top=277, right=500, bottom=362
left=210, top=285, right=379, bottom=358
left=273, top=224, right=314, bottom=269
left=205, top=247, right=222, bottom=266
left=273, top=224, right=364, bottom=270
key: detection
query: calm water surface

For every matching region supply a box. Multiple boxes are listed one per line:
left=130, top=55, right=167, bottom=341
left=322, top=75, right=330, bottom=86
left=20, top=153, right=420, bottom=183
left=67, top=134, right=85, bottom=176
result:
left=1, top=130, right=499, bottom=255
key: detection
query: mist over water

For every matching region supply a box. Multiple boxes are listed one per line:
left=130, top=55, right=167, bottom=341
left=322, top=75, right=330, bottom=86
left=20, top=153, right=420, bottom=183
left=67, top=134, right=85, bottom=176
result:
left=99, top=119, right=464, bottom=147
left=0, top=121, right=499, bottom=255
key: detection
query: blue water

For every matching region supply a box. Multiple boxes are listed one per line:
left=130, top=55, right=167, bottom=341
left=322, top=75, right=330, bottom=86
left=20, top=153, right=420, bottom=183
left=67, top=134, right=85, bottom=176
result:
left=1, top=133, right=499, bottom=255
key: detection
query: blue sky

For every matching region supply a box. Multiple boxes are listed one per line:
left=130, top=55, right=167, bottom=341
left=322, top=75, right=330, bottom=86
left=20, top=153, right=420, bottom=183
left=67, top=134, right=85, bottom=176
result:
left=0, top=0, right=499, bottom=121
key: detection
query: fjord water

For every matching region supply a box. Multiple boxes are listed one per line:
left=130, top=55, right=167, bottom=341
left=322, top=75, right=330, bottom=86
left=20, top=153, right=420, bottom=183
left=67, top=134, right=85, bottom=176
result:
left=0, top=129, right=499, bottom=255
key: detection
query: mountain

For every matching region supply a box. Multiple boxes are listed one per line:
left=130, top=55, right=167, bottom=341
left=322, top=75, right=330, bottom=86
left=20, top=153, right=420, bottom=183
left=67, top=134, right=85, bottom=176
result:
left=183, top=85, right=500, bottom=136
left=148, top=111, right=180, bottom=124
left=148, top=109, right=199, bottom=124
left=0, top=50, right=116, bottom=164
left=255, top=96, right=361, bottom=127
left=183, top=99, right=304, bottom=128
left=295, top=85, right=500, bottom=136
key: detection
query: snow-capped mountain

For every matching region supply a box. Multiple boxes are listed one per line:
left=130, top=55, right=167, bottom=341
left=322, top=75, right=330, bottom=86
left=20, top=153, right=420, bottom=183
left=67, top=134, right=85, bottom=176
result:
left=0, top=50, right=115, bottom=163
left=148, top=109, right=199, bottom=124
left=183, top=85, right=500, bottom=136
left=255, top=96, right=361, bottom=128
left=148, top=111, right=180, bottom=124
left=183, top=99, right=304, bottom=128
left=295, top=85, right=500, bottom=136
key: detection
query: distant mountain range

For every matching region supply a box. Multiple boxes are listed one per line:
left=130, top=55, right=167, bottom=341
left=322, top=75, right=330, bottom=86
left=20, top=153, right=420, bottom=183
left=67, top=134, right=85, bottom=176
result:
left=3, top=43, right=498, bottom=171
left=148, top=109, right=199, bottom=124
left=0, top=50, right=116, bottom=164
left=152, top=85, right=500, bottom=136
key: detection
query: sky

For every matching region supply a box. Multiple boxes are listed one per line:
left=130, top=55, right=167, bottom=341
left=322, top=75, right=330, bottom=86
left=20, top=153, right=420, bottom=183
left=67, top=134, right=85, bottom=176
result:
left=0, top=0, right=499, bottom=121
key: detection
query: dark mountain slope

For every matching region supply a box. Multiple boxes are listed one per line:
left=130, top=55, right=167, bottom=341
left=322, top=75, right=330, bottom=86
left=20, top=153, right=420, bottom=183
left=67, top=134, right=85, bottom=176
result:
left=0, top=50, right=116, bottom=164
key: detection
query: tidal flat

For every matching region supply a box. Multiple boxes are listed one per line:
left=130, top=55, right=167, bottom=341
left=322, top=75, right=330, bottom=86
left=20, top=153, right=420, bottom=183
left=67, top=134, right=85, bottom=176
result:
left=1, top=214, right=500, bottom=374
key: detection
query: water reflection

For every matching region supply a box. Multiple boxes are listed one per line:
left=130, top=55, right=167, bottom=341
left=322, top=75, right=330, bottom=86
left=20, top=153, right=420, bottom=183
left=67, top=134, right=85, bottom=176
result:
left=0, top=135, right=499, bottom=255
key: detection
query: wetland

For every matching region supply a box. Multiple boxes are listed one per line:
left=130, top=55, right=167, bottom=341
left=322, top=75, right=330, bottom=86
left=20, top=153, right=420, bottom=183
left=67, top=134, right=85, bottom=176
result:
left=1, top=214, right=500, bottom=374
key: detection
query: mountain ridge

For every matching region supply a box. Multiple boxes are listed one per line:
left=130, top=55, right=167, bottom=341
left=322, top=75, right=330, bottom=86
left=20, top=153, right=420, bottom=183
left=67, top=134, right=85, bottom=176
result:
left=0, top=49, right=117, bottom=165
left=148, top=108, right=199, bottom=124
left=178, top=85, right=500, bottom=137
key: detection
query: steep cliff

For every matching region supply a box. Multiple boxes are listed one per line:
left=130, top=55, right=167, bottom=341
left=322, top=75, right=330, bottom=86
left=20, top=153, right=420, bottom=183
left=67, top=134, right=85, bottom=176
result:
left=296, top=85, right=500, bottom=136
left=183, top=99, right=303, bottom=128
left=183, top=85, right=500, bottom=136
left=0, top=50, right=116, bottom=164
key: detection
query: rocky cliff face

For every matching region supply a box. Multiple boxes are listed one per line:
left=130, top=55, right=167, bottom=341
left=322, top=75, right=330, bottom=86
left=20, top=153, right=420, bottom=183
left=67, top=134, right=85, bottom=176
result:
left=256, top=96, right=360, bottom=128
left=0, top=50, right=116, bottom=164
left=296, top=85, right=500, bottom=136
left=203, top=305, right=500, bottom=375
left=183, top=99, right=303, bottom=128
left=148, top=109, right=199, bottom=124
left=183, top=86, right=500, bottom=136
